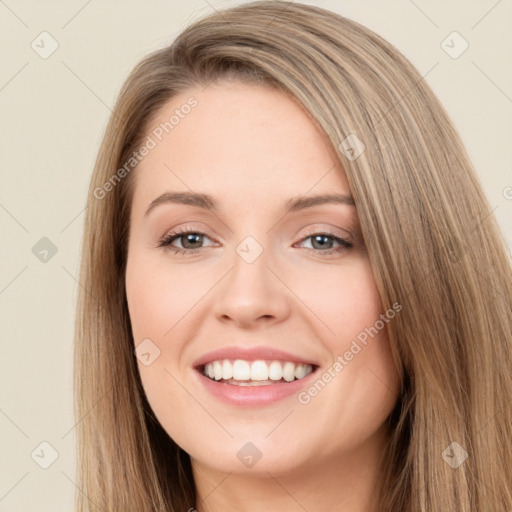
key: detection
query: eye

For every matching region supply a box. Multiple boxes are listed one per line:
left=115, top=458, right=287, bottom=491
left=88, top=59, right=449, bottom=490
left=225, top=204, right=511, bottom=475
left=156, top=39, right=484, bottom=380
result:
left=295, top=232, right=353, bottom=256
left=158, top=228, right=353, bottom=257
left=158, top=228, right=215, bottom=255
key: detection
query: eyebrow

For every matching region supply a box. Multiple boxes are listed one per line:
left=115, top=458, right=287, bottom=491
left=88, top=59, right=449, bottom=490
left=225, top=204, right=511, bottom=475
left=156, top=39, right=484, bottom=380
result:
left=144, top=191, right=355, bottom=217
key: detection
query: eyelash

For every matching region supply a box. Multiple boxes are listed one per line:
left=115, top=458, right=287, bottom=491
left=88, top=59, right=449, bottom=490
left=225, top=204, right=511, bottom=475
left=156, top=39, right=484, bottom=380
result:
left=157, top=227, right=353, bottom=256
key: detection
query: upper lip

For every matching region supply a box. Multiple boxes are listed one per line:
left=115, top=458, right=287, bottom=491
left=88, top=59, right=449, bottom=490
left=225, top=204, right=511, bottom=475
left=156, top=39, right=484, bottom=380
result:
left=192, top=346, right=319, bottom=369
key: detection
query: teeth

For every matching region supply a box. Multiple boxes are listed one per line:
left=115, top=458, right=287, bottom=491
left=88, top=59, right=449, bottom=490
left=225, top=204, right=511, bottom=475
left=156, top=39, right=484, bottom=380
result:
left=283, top=361, right=295, bottom=382
left=213, top=361, right=223, bottom=380
left=295, top=364, right=307, bottom=379
left=203, top=359, right=314, bottom=383
left=232, top=360, right=251, bottom=380
left=250, top=360, right=269, bottom=381
left=222, top=359, right=233, bottom=380
left=268, top=361, right=283, bottom=381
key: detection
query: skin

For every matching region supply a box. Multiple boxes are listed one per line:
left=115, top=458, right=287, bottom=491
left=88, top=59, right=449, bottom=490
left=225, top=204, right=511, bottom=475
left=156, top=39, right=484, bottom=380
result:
left=125, top=79, right=400, bottom=512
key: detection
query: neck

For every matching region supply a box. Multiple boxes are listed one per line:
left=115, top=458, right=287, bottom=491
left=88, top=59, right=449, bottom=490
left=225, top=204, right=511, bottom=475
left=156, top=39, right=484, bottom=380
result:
left=192, top=424, right=389, bottom=512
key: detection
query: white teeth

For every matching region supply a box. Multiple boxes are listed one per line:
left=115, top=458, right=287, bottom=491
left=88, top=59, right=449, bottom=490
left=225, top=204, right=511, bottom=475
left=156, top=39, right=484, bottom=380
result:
left=202, top=359, right=314, bottom=383
left=282, top=362, right=296, bottom=382
left=268, top=360, right=283, bottom=381
left=213, top=361, right=223, bottom=381
left=250, top=360, right=269, bottom=381
left=295, top=364, right=307, bottom=379
left=222, top=359, right=233, bottom=380
left=232, top=360, right=251, bottom=380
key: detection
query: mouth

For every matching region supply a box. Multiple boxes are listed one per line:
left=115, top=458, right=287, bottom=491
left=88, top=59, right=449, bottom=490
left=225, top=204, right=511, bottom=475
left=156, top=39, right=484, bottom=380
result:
left=196, top=359, right=318, bottom=386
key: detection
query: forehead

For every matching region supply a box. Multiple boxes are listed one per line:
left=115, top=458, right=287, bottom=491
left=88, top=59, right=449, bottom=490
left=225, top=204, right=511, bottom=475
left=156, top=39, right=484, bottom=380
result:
left=130, top=80, right=350, bottom=212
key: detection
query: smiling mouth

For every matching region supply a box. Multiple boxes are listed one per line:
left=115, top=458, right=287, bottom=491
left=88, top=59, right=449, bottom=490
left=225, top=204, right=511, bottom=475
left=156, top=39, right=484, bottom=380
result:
left=199, top=359, right=317, bottom=386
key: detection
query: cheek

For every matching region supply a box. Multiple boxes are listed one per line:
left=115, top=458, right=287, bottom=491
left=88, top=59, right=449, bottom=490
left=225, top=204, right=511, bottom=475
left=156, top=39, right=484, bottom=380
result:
left=125, top=252, right=205, bottom=344
left=303, top=257, right=385, bottom=345
left=331, top=260, right=398, bottom=386
left=299, top=258, right=399, bottom=427
left=125, top=252, right=200, bottom=435
left=125, top=270, right=171, bottom=341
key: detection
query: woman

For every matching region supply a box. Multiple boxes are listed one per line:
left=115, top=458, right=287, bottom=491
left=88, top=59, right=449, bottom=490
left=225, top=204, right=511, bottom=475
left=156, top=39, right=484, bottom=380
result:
left=74, top=1, right=512, bottom=510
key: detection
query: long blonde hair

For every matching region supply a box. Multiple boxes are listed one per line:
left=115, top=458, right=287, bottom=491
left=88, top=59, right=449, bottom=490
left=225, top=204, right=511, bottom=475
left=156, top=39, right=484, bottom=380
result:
left=74, top=2, right=512, bottom=510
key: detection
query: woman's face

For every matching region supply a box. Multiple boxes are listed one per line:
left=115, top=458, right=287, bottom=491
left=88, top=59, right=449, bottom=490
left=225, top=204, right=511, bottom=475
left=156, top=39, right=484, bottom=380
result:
left=125, top=80, right=400, bottom=477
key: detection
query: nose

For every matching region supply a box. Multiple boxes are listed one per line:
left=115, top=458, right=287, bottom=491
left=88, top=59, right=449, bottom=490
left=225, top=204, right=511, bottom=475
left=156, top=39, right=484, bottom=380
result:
left=213, top=249, right=291, bottom=329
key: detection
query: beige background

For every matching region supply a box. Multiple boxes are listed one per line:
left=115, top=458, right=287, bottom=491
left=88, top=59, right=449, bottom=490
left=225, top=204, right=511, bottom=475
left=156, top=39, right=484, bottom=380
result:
left=0, top=0, right=510, bottom=510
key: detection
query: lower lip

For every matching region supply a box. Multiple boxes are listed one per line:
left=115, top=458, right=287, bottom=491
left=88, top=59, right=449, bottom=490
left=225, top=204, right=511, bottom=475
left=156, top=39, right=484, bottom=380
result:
left=194, top=368, right=318, bottom=406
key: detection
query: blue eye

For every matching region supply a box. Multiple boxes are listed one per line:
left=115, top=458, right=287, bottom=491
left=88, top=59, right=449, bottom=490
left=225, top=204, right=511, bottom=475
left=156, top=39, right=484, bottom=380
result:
left=158, top=230, right=353, bottom=256
left=296, top=233, right=353, bottom=255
